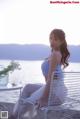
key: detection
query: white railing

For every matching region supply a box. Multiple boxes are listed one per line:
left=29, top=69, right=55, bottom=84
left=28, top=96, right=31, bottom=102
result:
left=41, top=72, right=80, bottom=119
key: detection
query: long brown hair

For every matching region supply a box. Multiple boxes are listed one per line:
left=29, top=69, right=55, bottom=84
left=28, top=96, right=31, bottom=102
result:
left=50, top=29, right=70, bottom=68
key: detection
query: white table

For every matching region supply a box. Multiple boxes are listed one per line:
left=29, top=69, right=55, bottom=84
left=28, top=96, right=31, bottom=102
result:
left=0, top=83, right=22, bottom=92
left=0, top=83, right=23, bottom=111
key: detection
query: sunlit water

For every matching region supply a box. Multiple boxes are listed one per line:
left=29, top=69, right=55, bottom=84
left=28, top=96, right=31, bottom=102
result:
left=0, top=60, right=80, bottom=103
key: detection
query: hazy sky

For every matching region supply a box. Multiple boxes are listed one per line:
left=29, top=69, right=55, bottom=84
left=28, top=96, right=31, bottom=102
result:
left=0, top=0, right=80, bottom=45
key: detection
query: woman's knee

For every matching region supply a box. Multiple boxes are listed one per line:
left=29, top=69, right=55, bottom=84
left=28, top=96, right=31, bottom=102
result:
left=20, top=83, right=42, bottom=98
left=20, top=84, right=32, bottom=97
left=22, top=84, right=32, bottom=91
left=22, top=83, right=42, bottom=93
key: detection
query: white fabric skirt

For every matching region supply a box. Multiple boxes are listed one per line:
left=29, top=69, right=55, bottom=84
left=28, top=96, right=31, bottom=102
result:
left=21, top=80, right=68, bottom=106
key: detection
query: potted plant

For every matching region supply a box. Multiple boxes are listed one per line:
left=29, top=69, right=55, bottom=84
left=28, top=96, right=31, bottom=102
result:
left=0, top=61, right=21, bottom=86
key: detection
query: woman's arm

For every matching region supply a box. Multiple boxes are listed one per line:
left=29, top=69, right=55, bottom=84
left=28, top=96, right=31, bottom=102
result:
left=41, top=52, right=58, bottom=98
left=37, top=52, right=59, bottom=108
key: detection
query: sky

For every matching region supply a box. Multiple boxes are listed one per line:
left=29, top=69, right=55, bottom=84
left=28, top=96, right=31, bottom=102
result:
left=0, top=0, right=80, bottom=45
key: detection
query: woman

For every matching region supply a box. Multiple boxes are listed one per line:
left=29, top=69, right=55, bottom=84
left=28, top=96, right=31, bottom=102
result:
left=9, top=28, right=70, bottom=119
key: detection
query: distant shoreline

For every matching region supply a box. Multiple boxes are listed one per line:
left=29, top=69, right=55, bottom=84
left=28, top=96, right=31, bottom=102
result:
left=0, top=44, right=80, bottom=62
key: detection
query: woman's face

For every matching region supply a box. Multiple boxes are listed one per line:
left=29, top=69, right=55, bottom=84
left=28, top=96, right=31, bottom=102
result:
left=49, top=33, right=62, bottom=50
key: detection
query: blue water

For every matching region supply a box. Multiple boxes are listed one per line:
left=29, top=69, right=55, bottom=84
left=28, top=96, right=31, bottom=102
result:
left=0, top=60, right=80, bottom=103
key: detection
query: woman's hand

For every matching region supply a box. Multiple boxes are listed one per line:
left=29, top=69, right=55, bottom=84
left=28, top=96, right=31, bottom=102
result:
left=36, top=97, right=48, bottom=108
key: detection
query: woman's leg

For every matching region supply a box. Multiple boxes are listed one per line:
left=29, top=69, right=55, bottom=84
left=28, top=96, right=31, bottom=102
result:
left=12, top=83, right=43, bottom=118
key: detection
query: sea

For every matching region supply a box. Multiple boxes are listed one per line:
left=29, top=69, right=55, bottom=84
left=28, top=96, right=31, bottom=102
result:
left=0, top=60, right=80, bottom=104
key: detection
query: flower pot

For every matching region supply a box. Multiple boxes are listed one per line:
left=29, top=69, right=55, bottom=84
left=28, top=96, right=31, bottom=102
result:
left=0, top=74, right=9, bottom=87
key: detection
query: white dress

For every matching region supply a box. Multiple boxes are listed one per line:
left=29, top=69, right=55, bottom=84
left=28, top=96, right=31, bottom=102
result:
left=21, top=59, right=68, bottom=106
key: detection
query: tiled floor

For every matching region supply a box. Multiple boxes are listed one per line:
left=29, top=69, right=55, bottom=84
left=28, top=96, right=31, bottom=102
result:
left=0, top=102, right=80, bottom=119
